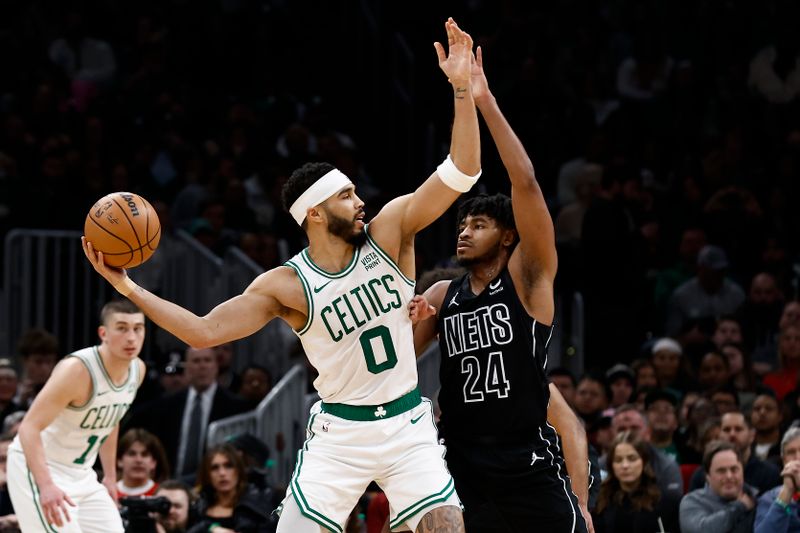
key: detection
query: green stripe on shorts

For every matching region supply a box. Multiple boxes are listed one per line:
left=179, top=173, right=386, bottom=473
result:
left=290, top=449, right=343, bottom=533
left=28, top=468, right=59, bottom=533
left=389, top=478, right=456, bottom=530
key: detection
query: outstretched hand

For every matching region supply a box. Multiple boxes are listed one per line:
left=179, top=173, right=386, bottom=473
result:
left=470, top=46, right=492, bottom=104
left=434, top=17, right=474, bottom=87
left=408, top=295, right=437, bottom=324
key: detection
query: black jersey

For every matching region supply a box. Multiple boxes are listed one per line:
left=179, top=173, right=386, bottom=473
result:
left=437, top=268, right=554, bottom=440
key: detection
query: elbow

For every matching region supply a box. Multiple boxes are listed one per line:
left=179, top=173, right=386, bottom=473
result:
left=17, top=420, right=36, bottom=443
left=182, top=317, right=220, bottom=349
left=188, top=336, right=215, bottom=349
left=514, top=164, right=538, bottom=188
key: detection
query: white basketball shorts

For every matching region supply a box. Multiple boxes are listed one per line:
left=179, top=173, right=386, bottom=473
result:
left=279, top=397, right=461, bottom=532
left=7, top=449, right=124, bottom=533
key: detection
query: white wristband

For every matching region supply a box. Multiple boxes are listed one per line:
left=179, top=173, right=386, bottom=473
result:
left=113, top=277, right=138, bottom=297
left=437, top=154, right=482, bottom=192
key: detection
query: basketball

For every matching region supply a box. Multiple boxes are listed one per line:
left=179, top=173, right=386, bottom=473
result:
left=84, top=192, right=161, bottom=269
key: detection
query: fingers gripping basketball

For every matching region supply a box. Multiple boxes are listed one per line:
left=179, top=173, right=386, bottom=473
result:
left=84, top=192, right=161, bottom=268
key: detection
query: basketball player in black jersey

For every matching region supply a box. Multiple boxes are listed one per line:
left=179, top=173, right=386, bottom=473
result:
left=410, top=46, right=591, bottom=533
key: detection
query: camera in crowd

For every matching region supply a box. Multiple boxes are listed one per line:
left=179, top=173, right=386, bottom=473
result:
left=120, top=496, right=172, bottom=533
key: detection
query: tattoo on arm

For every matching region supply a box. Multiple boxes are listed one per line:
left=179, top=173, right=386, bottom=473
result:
left=454, top=87, right=467, bottom=100
left=415, top=506, right=465, bottom=533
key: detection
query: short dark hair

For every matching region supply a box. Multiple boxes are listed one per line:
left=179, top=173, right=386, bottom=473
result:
left=614, top=403, right=647, bottom=425
left=701, top=350, right=729, bottom=369
left=548, top=367, right=577, bottom=387
left=721, top=409, right=752, bottom=429
left=17, top=328, right=58, bottom=358
left=241, top=364, right=272, bottom=386
left=577, top=374, right=611, bottom=401
left=702, top=439, right=741, bottom=473
left=100, top=300, right=142, bottom=326
left=456, top=194, right=516, bottom=233
left=156, top=479, right=194, bottom=503
left=716, top=315, right=741, bottom=327
left=708, top=384, right=740, bottom=405
left=280, top=162, right=336, bottom=229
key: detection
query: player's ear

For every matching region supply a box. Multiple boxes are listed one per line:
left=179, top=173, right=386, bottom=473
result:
left=307, top=206, right=324, bottom=225
left=502, top=228, right=516, bottom=248
left=97, top=325, right=107, bottom=341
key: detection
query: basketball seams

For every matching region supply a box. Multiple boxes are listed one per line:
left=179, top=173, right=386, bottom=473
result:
left=86, top=192, right=160, bottom=269
left=141, top=195, right=151, bottom=261
left=109, top=193, right=147, bottom=250
left=86, top=215, right=134, bottom=267
left=95, top=228, right=161, bottom=269
left=138, top=195, right=161, bottom=251
left=134, top=195, right=148, bottom=265
left=146, top=225, right=161, bottom=250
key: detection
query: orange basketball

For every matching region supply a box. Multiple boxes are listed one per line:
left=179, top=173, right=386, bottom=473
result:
left=84, top=192, right=161, bottom=269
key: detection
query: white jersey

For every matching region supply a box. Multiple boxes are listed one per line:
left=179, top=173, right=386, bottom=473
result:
left=10, top=346, right=139, bottom=469
left=285, top=227, right=417, bottom=405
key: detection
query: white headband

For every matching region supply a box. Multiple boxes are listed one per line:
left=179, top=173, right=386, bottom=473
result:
left=289, top=169, right=353, bottom=226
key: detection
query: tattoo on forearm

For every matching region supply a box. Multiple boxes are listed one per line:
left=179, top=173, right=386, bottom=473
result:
left=454, top=87, right=467, bottom=100
left=416, top=506, right=465, bottom=533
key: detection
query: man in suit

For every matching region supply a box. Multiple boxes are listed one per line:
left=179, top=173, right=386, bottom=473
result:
left=127, top=346, right=248, bottom=479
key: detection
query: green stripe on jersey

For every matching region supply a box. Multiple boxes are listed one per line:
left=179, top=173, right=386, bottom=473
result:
left=285, top=261, right=314, bottom=334
left=301, top=247, right=360, bottom=279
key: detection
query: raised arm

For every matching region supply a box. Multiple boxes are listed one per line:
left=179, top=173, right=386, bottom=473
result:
left=83, top=238, right=303, bottom=348
left=472, top=47, right=557, bottom=283
left=369, top=18, right=480, bottom=261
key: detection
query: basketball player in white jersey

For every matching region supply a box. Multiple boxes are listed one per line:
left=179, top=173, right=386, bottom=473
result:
left=83, top=18, right=480, bottom=533
left=7, top=299, right=146, bottom=532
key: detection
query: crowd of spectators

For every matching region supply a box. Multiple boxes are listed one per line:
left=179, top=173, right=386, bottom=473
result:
left=2, top=0, right=800, bottom=531
left=2, top=0, right=800, bottom=349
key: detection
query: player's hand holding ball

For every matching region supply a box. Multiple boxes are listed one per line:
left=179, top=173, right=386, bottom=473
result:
left=82, top=192, right=160, bottom=296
